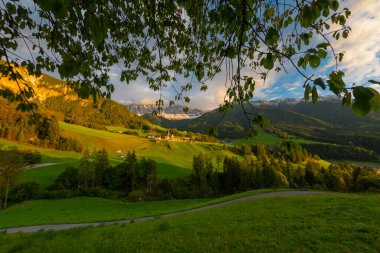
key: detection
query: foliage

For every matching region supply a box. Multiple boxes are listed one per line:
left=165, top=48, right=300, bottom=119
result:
left=21, top=151, right=42, bottom=165
left=0, top=151, right=24, bottom=208
left=0, top=98, right=82, bottom=152
left=44, top=95, right=150, bottom=130
left=8, top=181, right=40, bottom=204
left=4, top=139, right=378, bottom=208
left=302, top=143, right=377, bottom=161
left=0, top=0, right=379, bottom=119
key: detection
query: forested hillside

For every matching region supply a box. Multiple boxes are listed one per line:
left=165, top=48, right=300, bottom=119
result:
left=0, top=98, right=82, bottom=152
left=44, top=96, right=150, bottom=130
left=144, top=98, right=380, bottom=157
left=0, top=69, right=151, bottom=152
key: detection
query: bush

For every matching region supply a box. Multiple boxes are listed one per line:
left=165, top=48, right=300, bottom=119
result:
left=22, top=151, right=42, bottom=165
left=128, top=190, right=145, bottom=202
left=9, top=181, right=40, bottom=203
left=48, top=167, right=79, bottom=191
left=79, top=187, right=116, bottom=199
left=40, top=189, right=77, bottom=199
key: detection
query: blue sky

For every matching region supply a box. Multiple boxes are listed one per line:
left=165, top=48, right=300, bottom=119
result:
left=111, top=0, right=380, bottom=110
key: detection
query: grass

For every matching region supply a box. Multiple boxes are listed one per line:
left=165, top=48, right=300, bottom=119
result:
left=234, top=128, right=280, bottom=146
left=0, top=189, right=279, bottom=229
left=106, top=126, right=146, bottom=136
left=19, top=162, right=80, bottom=188
left=0, top=139, right=82, bottom=163
left=0, top=122, right=335, bottom=189
left=1, top=123, right=241, bottom=187
left=0, top=139, right=82, bottom=188
left=0, top=193, right=379, bottom=252
left=60, top=121, right=239, bottom=178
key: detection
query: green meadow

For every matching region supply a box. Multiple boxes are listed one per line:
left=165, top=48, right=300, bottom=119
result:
left=1, top=122, right=332, bottom=188
left=1, top=193, right=379, bottom=253
left=0, top=189, right=279, bottom=229
left=233, top=128, right=280, bottom=145
left=60, top=121, right=239, bottom=177
left=0, top=139, right=82, bottom=188
left=1, top=122, right=241, bottom=188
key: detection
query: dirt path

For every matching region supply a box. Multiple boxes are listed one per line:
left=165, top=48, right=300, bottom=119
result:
left=24, top=162, right=73, bottom=170
left=1, top=191, right=323, bottom=234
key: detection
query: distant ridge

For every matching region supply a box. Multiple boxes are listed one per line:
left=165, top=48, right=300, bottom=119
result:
left=142, top=97, right=380, bottom=154
left=125, top=104, right=205, bottom=120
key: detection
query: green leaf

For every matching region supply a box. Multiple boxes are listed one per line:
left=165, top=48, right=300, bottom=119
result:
left=342, top=30, right=349, bottom=38
left=300, top=5, right=313, bottom=28
left=314, top=77, right=326, bottom=90
left=353, top=86, right=375, bottom=101
left=304, top=84, right=311, bottom=101
left=309, top=55, right=321, bottom=68
left=317, top=49, right=328, bottom=58
left=265, top=27, right=278, bottom=46
left=316, top=43, right=329, bottom=49
left=331, top=0, right=339, bottom=11
left=260, top=53, right=274, bottom=70
left=322, top=8, right=330, bottom=17
left=312, top=86, right=318, bottom=104
left=342, top=92, right=351, bottom=106
left=327, top=71, right=346, bottom=95
left=77, top=85, right=90, bottom=99
left=352, top=100, right=371, bottom=117
left=352, top=86, right=380, bottom=116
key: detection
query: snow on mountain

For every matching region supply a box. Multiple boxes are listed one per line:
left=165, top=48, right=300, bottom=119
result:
left=125, top=104, right=205, bottom=120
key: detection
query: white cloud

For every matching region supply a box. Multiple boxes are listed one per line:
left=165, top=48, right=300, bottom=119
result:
left=331, top=0, right=380, bottom=84
left=12, top=0, right=379, bottom=110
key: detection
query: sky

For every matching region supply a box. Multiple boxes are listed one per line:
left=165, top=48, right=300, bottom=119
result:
left=110, top=0, right=380, bottom=110
left=9, top=0, right=380, bottom=110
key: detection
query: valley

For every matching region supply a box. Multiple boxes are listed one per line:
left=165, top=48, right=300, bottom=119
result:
left=1, top=0, right=380, bottom=251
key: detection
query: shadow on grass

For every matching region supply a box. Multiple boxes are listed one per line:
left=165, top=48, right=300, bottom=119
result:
left=156, top=162, right=191, bottom=179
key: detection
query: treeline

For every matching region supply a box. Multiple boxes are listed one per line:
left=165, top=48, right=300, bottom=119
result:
left=6, top=149, right=159, bottom=204
left=188, top=154, right=380, bottom=197
left=0, top=149, right=42, bottom=208
left=5, top=142, right=380, bottom=208
left=29, top=116, right=82, bottom=152
left=302, top=143, right=377, bottom=161
left=0, top=99, right=82, bottom=152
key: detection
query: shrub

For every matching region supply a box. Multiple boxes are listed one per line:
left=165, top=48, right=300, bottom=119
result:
left=128, top=190, right=145, bottom=202
left=9, top=181, right=40, bottom=203
left=22, top=151, right=42, bottom=165
left=40, top=189, right=77, bottom=199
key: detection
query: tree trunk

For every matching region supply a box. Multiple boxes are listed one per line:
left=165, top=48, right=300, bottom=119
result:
left=85, top=168, right=88, bottom=189
left=92, top=170, right=95, bottom=189
left=4, top=179, right=9, bottom=209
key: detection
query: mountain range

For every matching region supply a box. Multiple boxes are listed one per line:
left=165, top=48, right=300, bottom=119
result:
left=142, top=97, right=380, bottom=155
left=2, top=66, right=380, bottom=158
left=125, top=104, right=204, bottom=120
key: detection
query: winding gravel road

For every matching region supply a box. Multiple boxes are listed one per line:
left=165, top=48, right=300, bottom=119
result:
left=1, top=191, right=322, bottom=234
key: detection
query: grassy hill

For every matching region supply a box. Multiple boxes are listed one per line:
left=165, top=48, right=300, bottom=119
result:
left=1, top=192, right=379, bottom=252
left=59, top=121, right=237, bottom=177
left=0, top=66, right=151, bottom=133
left=0, top=121, right=241, bottom=188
